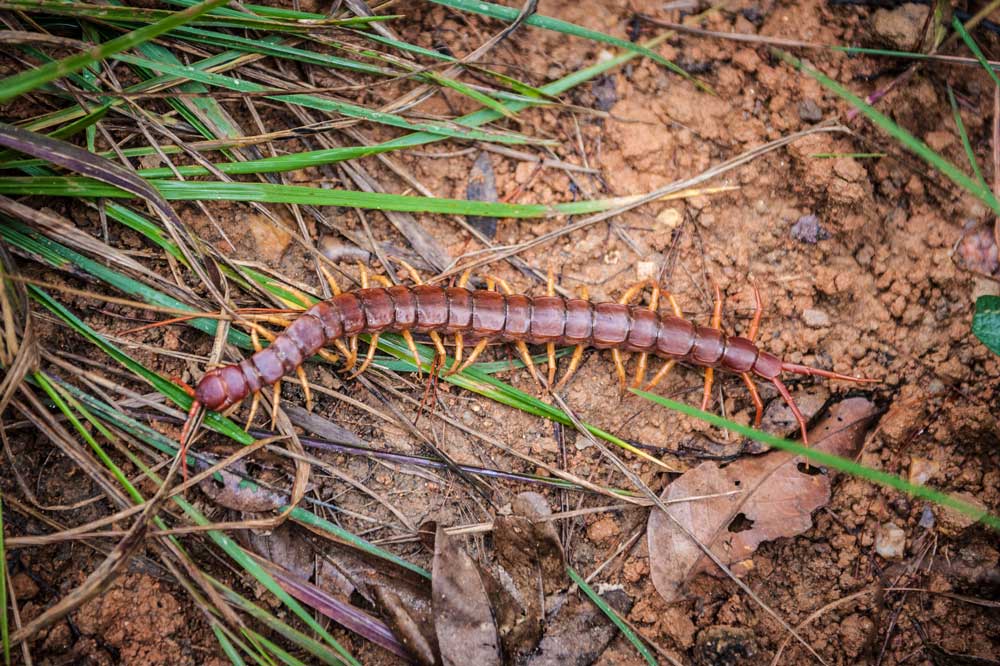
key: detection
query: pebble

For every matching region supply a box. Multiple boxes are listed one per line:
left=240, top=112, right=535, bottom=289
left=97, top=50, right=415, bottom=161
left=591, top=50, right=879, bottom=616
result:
left=875, top=522, right=906, bottom=560
left=798, top=99, right=823, bottom=123
left=802, top=308, right=831, bottom=328
left=656, top=207, right=682, bottom=229
left=907, top=457, right=940, bottom=486
left=636, top=261, right=657, bottom=281
left=790, top=214, right=830, bottom=244
left=918, top=505, right=935, bottom=529
left=871, top=3, right=929, bottom=50
left=248, top=214, right=292, bottom=263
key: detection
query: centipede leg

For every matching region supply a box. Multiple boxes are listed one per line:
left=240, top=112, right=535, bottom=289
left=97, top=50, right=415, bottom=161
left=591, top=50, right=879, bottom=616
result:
left=401, top=330, right=423, bottom=376
left=456, top=338, right=489, bottom=373
left=742, top=283, right=764, bottom=427
left=428, top=331, right=449, bottom=372
left=741, top=373, right=764, bottom=427
left=554, top=285, right=589, bottom=392
left=771, top=376, right=809, bottom=445
left=701, top=283, right=723, bottom=411
left=492, top=275, right=544, bottom=387
left=348, top=333, right=379, bottom=379
left=643, top=289, right=683, bottom=392
left=319, top=265, right=342, bottom=296
left=245, top=328, right=264, bottom=429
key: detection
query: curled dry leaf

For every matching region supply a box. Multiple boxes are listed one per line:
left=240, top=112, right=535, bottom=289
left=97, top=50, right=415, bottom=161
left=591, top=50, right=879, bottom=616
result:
left=648, top=397, right=878, bottom=603
left=432, top=524, right=501, bottom=666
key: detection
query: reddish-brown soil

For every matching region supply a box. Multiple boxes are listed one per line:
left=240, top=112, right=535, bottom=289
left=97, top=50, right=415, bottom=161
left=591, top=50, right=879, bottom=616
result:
left=5, top=1, right=1000, bottom=665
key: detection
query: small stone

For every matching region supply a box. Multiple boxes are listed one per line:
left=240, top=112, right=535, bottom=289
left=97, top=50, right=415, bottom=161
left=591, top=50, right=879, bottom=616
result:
left=871, top=3, right=929, bottom=50
left=656, top=207, right=682, bottom=229
left=513, top=160, right=535, bottom=185
left=925, top=130, right=955, bottom=152
left=875, top=522, right=906, bottom=560
left=938, top=492, right=987, bottom=537
left=798, top=99, right=823, bottom=123
left=587, top=516, right=621, bottom=544
left=802, top=308, right=831, bottom=328
left=248, top=214, right=292, bottom=264
left=636, top=261, right=657, bottom=282
left=918, top=505, right=935, bottom=529
left=908, top=457, right=940, bottom=486
left=11, top=572, right=38, bottom=600
left=790, top=214, right=830, bottom=244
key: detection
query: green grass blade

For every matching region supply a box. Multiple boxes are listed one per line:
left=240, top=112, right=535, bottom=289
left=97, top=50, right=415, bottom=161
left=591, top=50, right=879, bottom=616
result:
left=566, top=565, right=657, bottom=666
left=776, top=48, right=1000, bottom=215
left=952, top=16, right=1000, bottom=90
left=0, top=0, right=230, bottom=104
left=428, top=0, right=702, bottom=90
left=631, top=389, right=1000, bottom=531
left=213, top=624, right=248, bottom=666
left=946, top=85, right=987, bottom=190
left=105, top=52, right=546, bottom=146
left=0, top=177, right=636, bottom=217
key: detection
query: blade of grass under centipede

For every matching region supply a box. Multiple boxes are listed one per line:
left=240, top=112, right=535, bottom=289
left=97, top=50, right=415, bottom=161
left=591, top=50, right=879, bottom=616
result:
left=211, top=624, right=249, bottom=666
left=0, top=495, right=8, bottom=666
left=0, top=0, right=231, bottom=104
left=946, top=85, right=988, bottom=191
left=630, top=389, right=1000, bottom=531
left=566, top=565, right=658, bottom=666
left=775, top=48, right=1000, bottom=216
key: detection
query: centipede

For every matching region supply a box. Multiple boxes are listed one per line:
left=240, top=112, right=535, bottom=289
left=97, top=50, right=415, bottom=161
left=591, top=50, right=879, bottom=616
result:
left=183, top=269, right=875, bottom=460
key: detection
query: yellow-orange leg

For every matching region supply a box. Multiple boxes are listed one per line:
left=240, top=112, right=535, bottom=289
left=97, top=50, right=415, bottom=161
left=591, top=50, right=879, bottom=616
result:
left=401, top=330, right=424, bottom=376
left=454, top=276, right=497, bottom=375
left=446, top=269, right=474, bottom=375
left=492, top=275, right=543, bottom=388
left=701, top=283, right=723, bottom=412
left=554, top=285, right=589, bottom=392
left=740, top=283, right=765, bottom=427
left=245, top=328, right=264, bottom=429
left=643, top=291, right=683, bottom=391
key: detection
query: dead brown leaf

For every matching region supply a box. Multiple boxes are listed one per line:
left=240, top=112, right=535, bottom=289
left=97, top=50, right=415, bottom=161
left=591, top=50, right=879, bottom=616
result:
left=432, top=524, right=501, bottom=666
left=648, top=397, right=878, bottom=603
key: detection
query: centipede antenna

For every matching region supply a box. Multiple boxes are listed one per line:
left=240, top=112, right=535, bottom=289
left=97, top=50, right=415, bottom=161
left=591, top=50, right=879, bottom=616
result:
left=771, top=376, right=809, bottom=445
left=178, top=396, right=202, bottom=483
left=780, top=362, right=878, bottom=384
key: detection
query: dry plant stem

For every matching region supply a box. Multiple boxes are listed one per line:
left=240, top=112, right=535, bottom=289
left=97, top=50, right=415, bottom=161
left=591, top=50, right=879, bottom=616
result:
left=770, top=588, right=875, bottom=666
left=542, top=384, right=828, bottom=665
left=435, top=124, right=853, bottom=280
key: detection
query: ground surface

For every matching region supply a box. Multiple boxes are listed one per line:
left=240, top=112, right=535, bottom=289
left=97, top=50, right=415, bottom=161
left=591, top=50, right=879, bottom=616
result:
left=5, top=0, right=1000, bottom=665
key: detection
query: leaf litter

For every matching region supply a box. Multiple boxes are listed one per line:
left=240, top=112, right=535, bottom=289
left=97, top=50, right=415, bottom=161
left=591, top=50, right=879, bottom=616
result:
left=648, top=397, right=879, bottom=603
